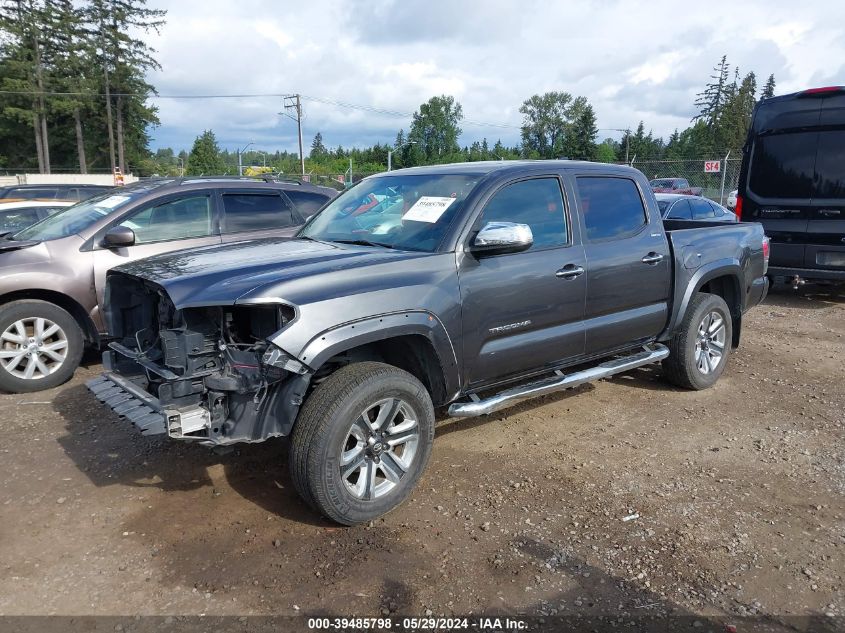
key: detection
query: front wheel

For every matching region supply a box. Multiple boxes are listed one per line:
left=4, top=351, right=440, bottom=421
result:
left=663, top=293, right=733, bottom=390
left=289, top=362, right=435, bottom=525
left=0, top=300, right=84, bottom=393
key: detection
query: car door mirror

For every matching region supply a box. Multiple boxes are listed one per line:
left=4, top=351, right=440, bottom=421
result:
left=102, top=225, right=136, bottom=248
left=470, top=221, right=533, bottom=257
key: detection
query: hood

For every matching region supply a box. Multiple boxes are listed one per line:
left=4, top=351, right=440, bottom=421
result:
left=112, top=237, right=432, bottom=308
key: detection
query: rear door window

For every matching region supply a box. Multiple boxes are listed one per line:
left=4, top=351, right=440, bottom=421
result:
left=577, top=177, right=647, bottom=241
left=690, top=198, right=716, bottom=219
left=814, top=130, right=845, bottom=199
left=284, top=190, right=330, bottom=217
left=749, top=132, right=817, bottom=198
left=666, top=199, right=692, bottom=219
left=221, top=192, right=295, bottom=233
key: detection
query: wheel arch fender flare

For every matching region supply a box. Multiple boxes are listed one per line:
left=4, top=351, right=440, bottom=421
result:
left=297, top=310, right=461, bottom=400
left=662, top=259, right=742, bottom=341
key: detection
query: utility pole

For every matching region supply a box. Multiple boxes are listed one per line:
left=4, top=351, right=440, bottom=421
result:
left=283, top=95, right=305, bottom=178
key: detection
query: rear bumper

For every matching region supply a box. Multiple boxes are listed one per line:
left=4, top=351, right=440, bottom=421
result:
left=769, top=266, right=845, bottom=284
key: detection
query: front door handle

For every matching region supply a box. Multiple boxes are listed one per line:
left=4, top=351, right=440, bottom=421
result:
left=642, top=252, right=665, bottom=265
left=556, top=264, right=585, bottom=279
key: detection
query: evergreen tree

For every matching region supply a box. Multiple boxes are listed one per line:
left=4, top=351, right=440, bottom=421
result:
left=568, top=103, right=598, bottom=160
left=694, top=55, right=730, bottom=127
left=310, top=131, right=327, bottom=161
left=0, top=0, right=52, bottom=172
left=761, top=74, right=776, bottom=98
left=41, top=0, right=95, bottom=173
left=85, top=0, right=165, bottom=173
left=186, top=130, right=224, bottom=175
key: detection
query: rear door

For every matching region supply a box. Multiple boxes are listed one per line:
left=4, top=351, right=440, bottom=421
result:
left=744, top=130, right=816, bottom=268
left=804, top=129, right=845, bottom=270
left=574, top=174, right=671, bottom=356
left=219, top=189, right=302, bottom=243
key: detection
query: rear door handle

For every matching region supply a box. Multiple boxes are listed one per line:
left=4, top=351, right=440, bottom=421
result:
left=642, top=252, right=665, bottom=265
left=555, top=264, right=585, bottom=279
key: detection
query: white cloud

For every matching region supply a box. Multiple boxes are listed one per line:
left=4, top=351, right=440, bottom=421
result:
left=144, top=0, right=845, bottom=153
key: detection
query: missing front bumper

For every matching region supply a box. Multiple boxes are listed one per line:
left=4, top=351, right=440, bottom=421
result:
left=86, top=372, right=211, bottom=439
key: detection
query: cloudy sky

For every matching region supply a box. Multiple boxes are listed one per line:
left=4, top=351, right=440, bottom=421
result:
left=144, top=0, right=845, bottom=155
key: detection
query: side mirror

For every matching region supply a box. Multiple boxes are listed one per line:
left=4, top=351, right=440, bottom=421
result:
left=102, top=225, right=136, bottom=248
left=470, top=221, right=533, bottom=257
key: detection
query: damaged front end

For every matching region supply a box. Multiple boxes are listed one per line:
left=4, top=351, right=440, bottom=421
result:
left=87, top=273, right=311, bottom=446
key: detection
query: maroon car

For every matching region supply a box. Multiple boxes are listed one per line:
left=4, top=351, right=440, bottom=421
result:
left=0, top=177, right=336, bottom=393
left=649, top=178, right=703, bottom=196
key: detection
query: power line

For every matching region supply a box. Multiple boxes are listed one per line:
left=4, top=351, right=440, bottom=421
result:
left=0, top=89, right=523, bottom=129
left=0, top=88, right=630, bottom=133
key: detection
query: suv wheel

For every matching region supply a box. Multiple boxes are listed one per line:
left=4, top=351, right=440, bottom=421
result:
left=290, top=361, right=435, bottom=525
left=0, top=300, right=84, bottom=393
left=663, top=293, right=733, bottom=390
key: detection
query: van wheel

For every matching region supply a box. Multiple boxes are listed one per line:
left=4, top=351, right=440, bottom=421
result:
left=0, top=300, right=84, bottom=393
left=290, top=362, right=435, bottom=525
left=663, top=293, right=732, bottom=390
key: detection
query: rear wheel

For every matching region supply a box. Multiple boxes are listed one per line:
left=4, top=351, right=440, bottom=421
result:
left=663, top=293, right=732, bottom=390
left=290, top=362, right=435, bottom=525
left=0, top=300, right=84, bottom=393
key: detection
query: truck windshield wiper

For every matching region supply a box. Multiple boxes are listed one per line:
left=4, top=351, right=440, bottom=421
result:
left=331, top=238, right=398, bottom=249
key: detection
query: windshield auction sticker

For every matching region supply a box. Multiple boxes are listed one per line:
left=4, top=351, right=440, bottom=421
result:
left=402, top=196, right=456, bottom=223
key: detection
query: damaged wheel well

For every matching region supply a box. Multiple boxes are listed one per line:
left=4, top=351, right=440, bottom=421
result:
left=319, top=335, right=448, bottom=406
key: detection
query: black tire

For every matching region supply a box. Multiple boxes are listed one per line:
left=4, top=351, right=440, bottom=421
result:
left=0, top=300, right=84, bottom=393
left=290, top=361, right=435, bottom=525
left=663, top=293, right=733, bottom=390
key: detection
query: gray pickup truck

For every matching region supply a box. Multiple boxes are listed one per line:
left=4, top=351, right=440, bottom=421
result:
left=89, top=161, right=769, bottom=525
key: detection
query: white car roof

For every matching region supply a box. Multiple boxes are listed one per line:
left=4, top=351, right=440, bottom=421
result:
left=0, top=200, right=74, bottom=211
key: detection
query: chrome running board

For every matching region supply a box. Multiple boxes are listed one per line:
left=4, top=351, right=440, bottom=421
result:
left=447, top=344, right=669, bottom=418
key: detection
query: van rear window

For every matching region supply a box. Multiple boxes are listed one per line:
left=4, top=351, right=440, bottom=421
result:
left=749, top=132, right=816, bottom=198
left=814, top=131, right=845, bottom=198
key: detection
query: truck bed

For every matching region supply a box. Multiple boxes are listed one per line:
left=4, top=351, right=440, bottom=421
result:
left=661, top=218, right=769, bottom=342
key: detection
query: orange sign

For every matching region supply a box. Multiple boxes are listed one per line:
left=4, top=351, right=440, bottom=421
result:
left=113, top=167, right=124, bottom=186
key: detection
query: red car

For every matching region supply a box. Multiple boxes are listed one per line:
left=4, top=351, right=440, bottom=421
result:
left=649, top=178, right=703, bottom=196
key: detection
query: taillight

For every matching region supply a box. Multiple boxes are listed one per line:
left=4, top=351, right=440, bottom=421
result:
left=735, top=195, right=743, bottom=221
left=762, top=236, right=770, bottom=274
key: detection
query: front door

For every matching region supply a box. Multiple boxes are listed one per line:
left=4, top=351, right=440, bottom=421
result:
left=574, top=175, right=671, bottom=356
left=458, top=176, right=586, bottom=388
left=92, top=192, right=221, bottom=330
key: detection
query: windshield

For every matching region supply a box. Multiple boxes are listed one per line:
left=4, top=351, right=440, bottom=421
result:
left=299, top=174, right=481, bottom=252
left=14, top=191, right=140, bottom=241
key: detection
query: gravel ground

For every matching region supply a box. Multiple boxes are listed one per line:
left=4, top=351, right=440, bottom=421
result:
left=0, top=287, right=842, bottom=630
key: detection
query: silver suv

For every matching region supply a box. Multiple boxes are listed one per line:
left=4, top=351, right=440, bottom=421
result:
left=0, top=177, right=336, bottom=393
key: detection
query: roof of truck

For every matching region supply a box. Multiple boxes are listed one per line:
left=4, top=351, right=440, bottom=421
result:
left=379, top=160, right=638, bottom=178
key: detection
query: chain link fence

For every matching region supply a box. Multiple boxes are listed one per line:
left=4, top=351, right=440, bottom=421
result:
left=630, top=157, right=742, bottom=206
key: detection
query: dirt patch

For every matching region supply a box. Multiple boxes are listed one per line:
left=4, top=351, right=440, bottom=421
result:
left=0, top=288, right=842, bottom=626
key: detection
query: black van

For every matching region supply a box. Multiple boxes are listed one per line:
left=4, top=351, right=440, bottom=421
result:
left=737, top=86, right=845, bottom=285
